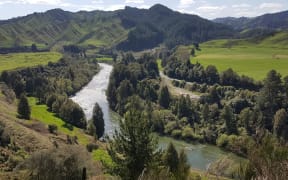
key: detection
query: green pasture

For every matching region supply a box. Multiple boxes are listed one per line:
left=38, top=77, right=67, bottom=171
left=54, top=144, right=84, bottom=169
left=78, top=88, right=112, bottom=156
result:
left=0, top=52, right=62, bottom=73
left=190, top=41, right=288, bottom=80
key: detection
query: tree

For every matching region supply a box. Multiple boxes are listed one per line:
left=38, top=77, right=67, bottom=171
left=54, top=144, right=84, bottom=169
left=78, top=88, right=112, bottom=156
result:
left=17, top=94, right=31, bottom=120
left=158, top=86, right=171, bottom=109
left=273, top=109, right=288, bottom=138
left=190, top=48, right=195, bottom=56
left=163, top=143, right=190, bottom=180
left=108, top=105, right=158, bottom=180
left=205, top=65, right=219, bottom=85
left=221, top=105, right=238, bottom=135
left=239, top=108, right=253, bottom=135
left=177, top=149, right=190, bottom=180
left=87, top=120, right=96, bottom=137
left=258, top=70, right=283, bottom=130
left=92, top=103, right=105, bottom=138
left=31, top=43, right=38, bottom=52
left=201, top=103, right=209, bottom=122
left=163, top=143, right=179, bottom=174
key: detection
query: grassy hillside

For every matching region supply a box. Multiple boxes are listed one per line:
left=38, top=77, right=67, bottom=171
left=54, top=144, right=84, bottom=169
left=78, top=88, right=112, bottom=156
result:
left=185, top=31, right=288, bottom=80
left=0, top=5, right=234, bottom=51
left=0, top=52, right=62, bottom=73
left=28, top=97, right=91, bottom=145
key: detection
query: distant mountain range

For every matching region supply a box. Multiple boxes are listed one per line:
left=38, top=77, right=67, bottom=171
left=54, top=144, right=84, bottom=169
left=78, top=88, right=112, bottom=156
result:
left=0, top=4, right=287, bottom=51
left=214, top=10, right=288, bottom=31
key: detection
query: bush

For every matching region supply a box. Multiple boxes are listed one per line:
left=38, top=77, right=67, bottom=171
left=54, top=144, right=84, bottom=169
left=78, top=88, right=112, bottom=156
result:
left=86, top=143, right=98, bottom=152
left=48, top=124, right=58, bottom=134
left=216, top=134, right=229, bottom=148
left=171, top=129, right=182, bottom=138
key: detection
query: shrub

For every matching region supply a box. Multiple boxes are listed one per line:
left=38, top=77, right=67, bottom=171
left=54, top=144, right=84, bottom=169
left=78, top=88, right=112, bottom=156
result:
left=86, top=143, right=98, bottom=152
left=48, top=124, right=58, bottom=134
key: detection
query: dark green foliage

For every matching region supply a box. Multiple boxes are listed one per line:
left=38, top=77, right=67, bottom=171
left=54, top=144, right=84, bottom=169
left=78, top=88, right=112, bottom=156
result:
left=86, top=120, right=96, bottom=137
left=108, top=104, right=158, bottom=180
left=163, top=143, right=179, bottom=174
left=48, top=124, right=58, bottom=134
left=205, top=65, right=220, bottom=85
left=92, top=103, right=104, bottom=138
left=163, top=143, right=190, bottom=180
left=31, top=44, right=38, bottom=52
left=220, top=68, right=240, bottom=87
left=158, top=86, right=170, bottom=109
left=221, top=105, right=238, bottom=135
left=190, top=48, right=195, bottom=56
left=86, top=143, right=98, bottom=152
left=117, top=23, right=164, bottom=51
left=258, top=70, right=283, bottom=130
left=107, top=54, right=160, bottom=115
left=177, top=149, right=190, bottom=180
left=59, top=99, right=86, bottom=129
left=17, top=94, right=31, bottom=120
left=201, top=103, right=209, bottom=122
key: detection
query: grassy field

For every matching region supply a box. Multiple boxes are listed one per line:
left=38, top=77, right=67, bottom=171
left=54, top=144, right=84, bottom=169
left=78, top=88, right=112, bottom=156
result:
left=193, top=46, right=288, bottom=80
left=28, top=97, right=91, bottom=145
left=0, top=52, right=62, bottom=73
left=178, top=34, right=288, bottom=81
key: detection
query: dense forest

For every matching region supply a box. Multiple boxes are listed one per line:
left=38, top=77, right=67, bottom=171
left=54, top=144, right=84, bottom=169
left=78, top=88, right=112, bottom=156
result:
left=106, top=52, right=288, bottom=179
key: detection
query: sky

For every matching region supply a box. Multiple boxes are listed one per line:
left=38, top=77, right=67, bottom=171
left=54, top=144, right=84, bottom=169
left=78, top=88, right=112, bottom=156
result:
left=0, top=0, right=288, bottom=20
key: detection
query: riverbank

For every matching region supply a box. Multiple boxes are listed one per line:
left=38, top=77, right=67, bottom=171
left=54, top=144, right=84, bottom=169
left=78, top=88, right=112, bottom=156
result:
left=70, top=62, right=243, bottom=178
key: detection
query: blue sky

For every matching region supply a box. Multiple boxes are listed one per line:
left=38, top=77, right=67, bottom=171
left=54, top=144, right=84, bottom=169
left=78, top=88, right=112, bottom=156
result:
left=0, top=0, right=287, bottom=20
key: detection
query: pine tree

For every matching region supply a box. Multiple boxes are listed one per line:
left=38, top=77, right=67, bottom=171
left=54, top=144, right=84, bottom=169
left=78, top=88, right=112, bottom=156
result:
left=17, top=94, right=31, bottom=120
left=201, top=103, right=209, bottom=122
left=163, top=142, right=179, bottom=174
left=158, top=86, right=170, bottom=109
left=92, top=103, right=104, bottom=138
left=221, top=105, right=238, bottom=135
left=177, top=149, right=190, bottom=180
left=108, top=105, right=158, bottom=180
left=258, top=70, right=283, bottom=130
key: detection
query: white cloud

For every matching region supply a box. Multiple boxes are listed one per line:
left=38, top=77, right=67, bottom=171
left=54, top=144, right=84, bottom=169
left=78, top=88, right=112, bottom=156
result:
left=259, top=3, right=283, bottom=9
left=197, top=5, right=226, bottom=12
left=0, top=1, right=13, bottom=5
left=125, top=0, right=144, bottom=4
left=104, top=4, right=125, bottom=11
left=18, top=0, right=63, bottom=5
left=179, top=0, right=195, bottom=9
left=232, top=4, right=251, bottom=8
left=91, top=0, right=103, bottom=4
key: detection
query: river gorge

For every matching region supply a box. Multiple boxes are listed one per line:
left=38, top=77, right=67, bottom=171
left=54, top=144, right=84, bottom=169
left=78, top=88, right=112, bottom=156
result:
left=71, top=63, right=241, bottom=171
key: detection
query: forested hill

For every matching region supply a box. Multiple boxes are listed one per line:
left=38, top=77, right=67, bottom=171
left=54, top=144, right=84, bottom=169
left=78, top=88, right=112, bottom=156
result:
left=0, top=4, right=234, bottom=51
left=214, top=10, right=288, bottom=31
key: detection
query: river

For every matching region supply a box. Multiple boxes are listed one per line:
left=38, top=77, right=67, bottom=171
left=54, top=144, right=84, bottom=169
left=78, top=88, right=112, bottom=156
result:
left=71, top=63, right=241, bottom=171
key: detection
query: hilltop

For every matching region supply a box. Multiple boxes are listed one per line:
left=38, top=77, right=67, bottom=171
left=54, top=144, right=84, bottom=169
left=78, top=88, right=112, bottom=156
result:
left=0, top=4, right=234, bottom=51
